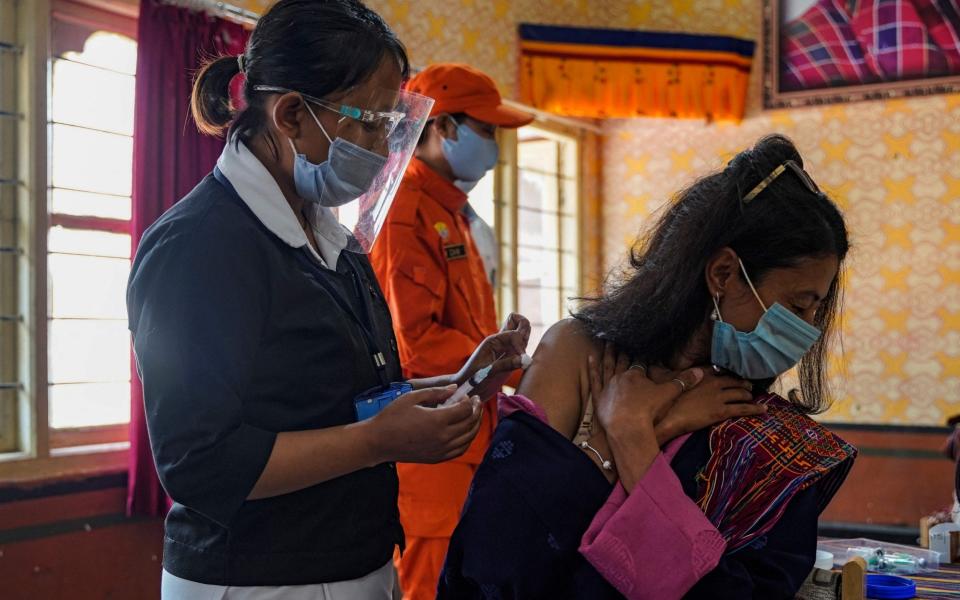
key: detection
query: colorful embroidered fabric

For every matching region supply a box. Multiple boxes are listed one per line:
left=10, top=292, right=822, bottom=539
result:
left=696, top=393, right=857, bottom=553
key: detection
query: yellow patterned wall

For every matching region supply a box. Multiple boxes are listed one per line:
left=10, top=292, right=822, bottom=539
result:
left=232, top=0, right=960, bottom=425
left=606, top=96, right=960, bottom=425
left=233, top=1, right=754, bottom=96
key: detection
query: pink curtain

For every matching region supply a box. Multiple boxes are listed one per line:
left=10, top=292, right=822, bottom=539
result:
left=128, top=0, right=249, bottom=517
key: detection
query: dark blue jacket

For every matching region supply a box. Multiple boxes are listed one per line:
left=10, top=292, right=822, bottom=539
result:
left=127, top=171, right=404, bottom=585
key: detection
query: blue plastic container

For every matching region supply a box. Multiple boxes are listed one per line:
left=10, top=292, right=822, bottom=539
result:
left=865, top=574, right=916, bottom=599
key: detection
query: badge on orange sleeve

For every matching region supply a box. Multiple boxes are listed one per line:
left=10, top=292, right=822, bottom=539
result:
left=444, top=244, right=467, bottom=260
left=434, top=222, right=450, bottom=240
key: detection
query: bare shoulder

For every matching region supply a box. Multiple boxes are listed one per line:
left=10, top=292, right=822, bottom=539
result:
left=542, top=317, right=593, bottom=345
left=516, top=318, right=600, bottom=439
left=526, top=318, right=598, bottom=375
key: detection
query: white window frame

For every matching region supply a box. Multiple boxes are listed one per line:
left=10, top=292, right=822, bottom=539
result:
left=0, top=0, right=130, bottom=483
left=47, top=0, right=137, bottom=449
left=493, top=119, right=587, bottom=329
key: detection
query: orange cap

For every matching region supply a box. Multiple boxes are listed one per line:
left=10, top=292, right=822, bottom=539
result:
left=406, top=63, right=534, bottom=128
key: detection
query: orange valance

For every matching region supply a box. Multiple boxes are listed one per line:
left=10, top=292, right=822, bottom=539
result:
left=519, top=24, right=756, bottom=122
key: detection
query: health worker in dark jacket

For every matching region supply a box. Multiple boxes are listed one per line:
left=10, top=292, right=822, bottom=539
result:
left=126, top=1, right=529, bottom=598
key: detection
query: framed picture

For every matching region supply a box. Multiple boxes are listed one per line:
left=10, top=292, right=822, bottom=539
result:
left=763, top=0, right=960, bottom=108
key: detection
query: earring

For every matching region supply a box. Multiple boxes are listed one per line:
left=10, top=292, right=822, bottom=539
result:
left=711, top=291, right=722, bottom=321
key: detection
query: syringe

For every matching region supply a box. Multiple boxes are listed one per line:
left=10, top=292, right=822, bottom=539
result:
left=441, top=359, right=499, bottom=407
left=440, top=353, right=533, bottom=408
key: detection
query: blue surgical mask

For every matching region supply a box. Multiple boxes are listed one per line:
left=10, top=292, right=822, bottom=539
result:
left=711, top=260, right=821, bottom=379
left=290, top=102, right=387, bottom=207
left=441, top=120, right=498, bottom=183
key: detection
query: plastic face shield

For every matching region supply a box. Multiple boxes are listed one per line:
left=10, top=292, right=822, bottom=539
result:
left=256, top=85, right=434, bottom=253
left=332, top=88, right=433, bottom=253
left=336, top=90, right=433, bottom=252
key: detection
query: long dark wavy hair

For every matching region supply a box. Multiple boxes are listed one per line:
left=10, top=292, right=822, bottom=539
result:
left=573, top=135, right=849, bottom=414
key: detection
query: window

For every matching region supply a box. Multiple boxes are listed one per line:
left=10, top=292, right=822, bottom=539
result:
left=48, top=28, right=136, bottom=447
left=0, top=1, right=136, bottom=473
left=516, top=126, right=580, bottom=348
left=469, top=122, right=583, bottom=350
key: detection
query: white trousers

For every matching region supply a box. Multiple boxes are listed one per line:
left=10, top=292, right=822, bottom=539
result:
left=161, top=559, right=400, bottom=600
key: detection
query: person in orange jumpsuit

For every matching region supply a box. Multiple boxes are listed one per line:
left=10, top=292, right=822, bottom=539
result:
left=370, top=63, right=533, bottom=600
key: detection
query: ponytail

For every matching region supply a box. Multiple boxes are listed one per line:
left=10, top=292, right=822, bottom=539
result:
left=191, top=55, right=241, bottom=137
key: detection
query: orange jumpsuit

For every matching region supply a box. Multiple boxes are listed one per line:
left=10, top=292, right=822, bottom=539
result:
left=370, top=157, right=499, bottom=600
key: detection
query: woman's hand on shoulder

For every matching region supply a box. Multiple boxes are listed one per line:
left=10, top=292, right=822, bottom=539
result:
left=650, top=366, right=767, bottom=445
left=586, top=344, right=703, bottom=491
left=587, top=344, right=704, bottom=445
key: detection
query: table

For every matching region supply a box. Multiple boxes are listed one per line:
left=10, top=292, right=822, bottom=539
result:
left=908, top=562, right=960, bottom=598
left=818, top=538, right=960, bottom=598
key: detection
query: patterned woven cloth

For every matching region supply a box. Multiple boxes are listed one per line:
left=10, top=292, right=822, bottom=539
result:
left=696, top=393, right=857, bottom=552
left=781, top=0, right=960, bottom=92
left=909, top=562, right=960, bottom=598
